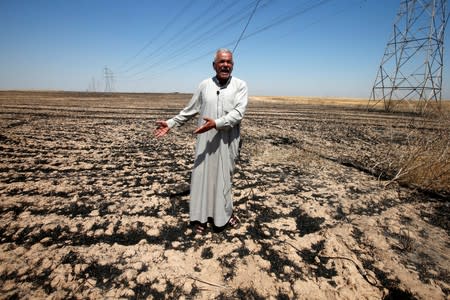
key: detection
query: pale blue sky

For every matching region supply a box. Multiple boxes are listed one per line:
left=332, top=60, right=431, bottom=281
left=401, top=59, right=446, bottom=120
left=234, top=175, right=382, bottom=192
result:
left=0, top=0, right=449, bottom=98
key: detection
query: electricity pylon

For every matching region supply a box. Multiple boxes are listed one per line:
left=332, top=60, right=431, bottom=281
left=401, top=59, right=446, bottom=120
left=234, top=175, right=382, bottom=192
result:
left=368, top=0, right=448, bottom=114
left=104, top=66, right=114, bottom=92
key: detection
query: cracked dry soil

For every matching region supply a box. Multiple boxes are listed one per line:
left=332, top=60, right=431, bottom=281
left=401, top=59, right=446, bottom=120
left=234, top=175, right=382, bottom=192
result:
left=0, top=91, right=448, bottom=299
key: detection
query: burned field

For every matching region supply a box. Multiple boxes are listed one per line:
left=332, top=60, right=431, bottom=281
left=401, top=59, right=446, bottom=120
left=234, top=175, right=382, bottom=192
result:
left=0, top=91, right=448, bottom=299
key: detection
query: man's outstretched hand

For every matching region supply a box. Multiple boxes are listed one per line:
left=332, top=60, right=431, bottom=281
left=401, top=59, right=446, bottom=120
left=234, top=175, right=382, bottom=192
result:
left=155, top=120, right=170, bottom=137
left=194, top=117, right=216, bottom=134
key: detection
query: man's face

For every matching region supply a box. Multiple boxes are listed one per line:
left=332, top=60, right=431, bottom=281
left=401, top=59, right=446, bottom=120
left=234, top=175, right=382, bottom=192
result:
left=213, top=52, right=234, bottom=82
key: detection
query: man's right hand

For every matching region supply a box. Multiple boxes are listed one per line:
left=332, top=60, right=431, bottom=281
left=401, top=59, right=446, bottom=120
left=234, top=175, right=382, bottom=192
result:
left=154, top=120, right=170, bottom=137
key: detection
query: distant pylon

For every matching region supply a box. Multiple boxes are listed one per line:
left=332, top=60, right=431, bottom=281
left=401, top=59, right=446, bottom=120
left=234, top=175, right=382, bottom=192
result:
left=368, top=0, right=448, bottom=114
left=104, top=66, right=114, bottom=92
left=88, top=77, right=97, bottom=92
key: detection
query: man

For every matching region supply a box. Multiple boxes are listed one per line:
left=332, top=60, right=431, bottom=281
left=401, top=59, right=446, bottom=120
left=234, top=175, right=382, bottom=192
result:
left=154, top=48, right=248, bottom=234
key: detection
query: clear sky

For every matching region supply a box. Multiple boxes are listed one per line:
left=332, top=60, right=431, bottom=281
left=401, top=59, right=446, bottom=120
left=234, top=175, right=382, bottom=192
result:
left=0, top=0, right=449, bottom=98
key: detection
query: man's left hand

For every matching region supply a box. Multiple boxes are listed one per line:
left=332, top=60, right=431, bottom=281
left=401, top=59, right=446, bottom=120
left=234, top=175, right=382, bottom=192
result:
left=193, top=117, right=216, bottom=134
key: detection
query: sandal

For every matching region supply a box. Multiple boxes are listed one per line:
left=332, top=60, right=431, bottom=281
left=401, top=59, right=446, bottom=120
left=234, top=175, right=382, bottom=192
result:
left=228, top=214, right=240, bottom=228
left=194, top=223, right=207, bottom=234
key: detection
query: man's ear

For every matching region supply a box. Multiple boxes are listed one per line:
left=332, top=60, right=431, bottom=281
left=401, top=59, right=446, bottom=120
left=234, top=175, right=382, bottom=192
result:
left=212, top=61, right=215, bottom=67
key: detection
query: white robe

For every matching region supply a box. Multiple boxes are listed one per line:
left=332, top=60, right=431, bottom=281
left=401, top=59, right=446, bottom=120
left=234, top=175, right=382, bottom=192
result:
left=167, top=76, right=248, bottom=227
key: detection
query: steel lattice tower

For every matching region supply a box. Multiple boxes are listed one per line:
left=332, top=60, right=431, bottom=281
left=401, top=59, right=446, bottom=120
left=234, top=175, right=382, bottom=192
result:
left=368, top=0, right=448, bottom=114
left=104, top=66, right=114, bottom=92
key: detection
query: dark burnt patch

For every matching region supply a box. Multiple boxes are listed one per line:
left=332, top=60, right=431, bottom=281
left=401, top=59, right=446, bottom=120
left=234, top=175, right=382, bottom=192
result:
left=200, top=246, right=213, bottom=259
left=361, top=259, right=403, bottom=295
left=297, top=240, right=337, bottom=279
left=0, top=203, right=27, bottom=217
left=334, top=205, right=348, bottom=221
left=24, top=267, right=54, bottom=295
left=61, top=250, right=84, bottom=266
left=269, top=136, right=298, bottom=146
left=6, top=187, right=39, bottom=197
left=166, top=195, right=189, bottom=217
left=246, top=220, right=271, bottom=241
left=2, top=173, right=27, bottom=183
left=217, top=287, right=265, bottom=300
left=258, top=241, right=301, bottom=280
left=383, top=287, right=417, bottom=300
left=420, top=201, right=449, bottom=234
left=80, top=261, right=122, bottom=289
left=133, top=282, right=164, bottom=299
left=217, top=241, right=250, bottom=281
left=350, top=196, right=401, bottom=216
left=55, top=202, right=94, bottom=217
left=289, top=208, right=325, bottom=236
left=1, top=224, right=71, bottom=247
left=413, top=251, right=449, bottom=285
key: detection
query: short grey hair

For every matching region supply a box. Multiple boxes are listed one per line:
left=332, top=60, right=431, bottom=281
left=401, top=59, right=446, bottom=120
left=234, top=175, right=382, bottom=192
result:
left=213, top=48, right=233, bottom=62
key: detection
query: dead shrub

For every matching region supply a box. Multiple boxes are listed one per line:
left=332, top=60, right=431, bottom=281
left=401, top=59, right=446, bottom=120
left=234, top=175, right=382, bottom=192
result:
left=386, top=111, right=449, bottom=195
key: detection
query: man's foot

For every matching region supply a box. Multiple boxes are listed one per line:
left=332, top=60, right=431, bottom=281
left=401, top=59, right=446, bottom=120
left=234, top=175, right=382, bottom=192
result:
left=228, top=214, right=240, bottom=228
left=194, top=223, right=207, bottom=234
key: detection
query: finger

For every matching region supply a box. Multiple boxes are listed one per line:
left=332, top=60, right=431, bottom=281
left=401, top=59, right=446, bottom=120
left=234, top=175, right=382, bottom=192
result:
left=193, top=125, right=206, bottom=134
left=155, top=127, right=169, bottom=137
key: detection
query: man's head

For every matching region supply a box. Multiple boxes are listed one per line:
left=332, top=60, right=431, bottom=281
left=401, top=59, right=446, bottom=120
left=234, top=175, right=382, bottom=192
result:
left=213, top=48, right=234, bottom=83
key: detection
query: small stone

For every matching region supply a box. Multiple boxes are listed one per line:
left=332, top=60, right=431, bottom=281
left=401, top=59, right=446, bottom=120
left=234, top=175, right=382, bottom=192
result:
left=40, top=237, right=52, bottom=244
left=41, top=258, right=53, bottom=269
left=16, top=266, right=29, bottom=276
left=132, top=262, right=144, bottom=271
left=119, top=288, right=135, bottom=297
left=2, top=280, right=16, bottom=291
left=123, top=248, right=136, bottom=258
left=123, top=269, right=138, bottom=281
left=105, top=289, right=117, bottom=298
left=74, top=264, right=88, bottom=275
left=89, top=210, right=99, bottom=217
left=94, top=229, right=104, bottom=237
left=50, top=274, right=64, bottom=288
left=136, top=272, right=152, bottom=284
left=87, top=278, right=96, bottom=286
left=283, top=266, right=292, bottom=274
left=105, top=223, right=114, bottom=235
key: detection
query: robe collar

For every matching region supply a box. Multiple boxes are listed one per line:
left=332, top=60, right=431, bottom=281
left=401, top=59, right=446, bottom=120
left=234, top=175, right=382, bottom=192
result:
left=213, top=76, right=232, bottom=89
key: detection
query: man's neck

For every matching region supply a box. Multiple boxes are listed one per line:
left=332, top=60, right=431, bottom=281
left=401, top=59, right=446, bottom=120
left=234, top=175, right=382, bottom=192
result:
left=215, top=76, right=231, bottom=87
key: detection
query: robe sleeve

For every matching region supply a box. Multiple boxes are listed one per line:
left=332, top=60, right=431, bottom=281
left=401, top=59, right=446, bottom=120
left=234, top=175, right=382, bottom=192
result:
left=166, top=82, right=203, bottom=129
left=215, top=81, right=248, bottom=130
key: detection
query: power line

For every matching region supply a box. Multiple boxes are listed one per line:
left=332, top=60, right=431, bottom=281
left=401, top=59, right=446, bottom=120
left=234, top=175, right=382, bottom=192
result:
left=116, top=0, right=197, bottom=73
left=232, top=0, right=261, bottom=53
left=126, top=0, right=335, bottom=81
left=120, top=0, right=264, bottom=77
left=118, top=0, right=242, bottom=75
left=123, top=0, right=273, bottom=78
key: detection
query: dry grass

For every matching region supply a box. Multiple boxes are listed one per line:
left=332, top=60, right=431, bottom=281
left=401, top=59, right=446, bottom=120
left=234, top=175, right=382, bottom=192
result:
left=387, top=113, right=449, bottom=194
left=250, top=96, right=370, bottom=108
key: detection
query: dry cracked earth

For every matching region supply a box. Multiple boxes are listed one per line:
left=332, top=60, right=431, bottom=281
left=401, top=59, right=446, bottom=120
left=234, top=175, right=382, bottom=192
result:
left=0, top=91, right=448, bottom=299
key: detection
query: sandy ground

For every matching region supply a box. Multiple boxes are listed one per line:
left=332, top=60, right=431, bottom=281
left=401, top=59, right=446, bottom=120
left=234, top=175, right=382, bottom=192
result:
left=0, top=91, right=448, bottom=299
